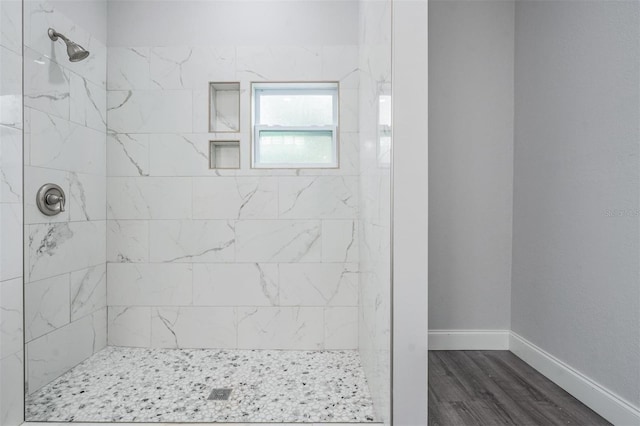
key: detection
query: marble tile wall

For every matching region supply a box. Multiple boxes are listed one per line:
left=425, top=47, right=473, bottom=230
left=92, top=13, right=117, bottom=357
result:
left=0, top=0, right=24, bottom=423
left=22, top=0, right=107, bottom=394
left=358, top=0, right=393, bottom=423
left=106, top=44, right=361, bottom=350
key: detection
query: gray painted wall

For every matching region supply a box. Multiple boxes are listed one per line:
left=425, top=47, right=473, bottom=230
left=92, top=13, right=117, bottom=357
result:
left=512, top=0, right=640, bottom=406
left=429, top=0, right=514, bottom=330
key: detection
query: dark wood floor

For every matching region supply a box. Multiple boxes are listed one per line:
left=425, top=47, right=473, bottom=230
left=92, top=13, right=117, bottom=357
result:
left=428, top=351, right=612, bottom=426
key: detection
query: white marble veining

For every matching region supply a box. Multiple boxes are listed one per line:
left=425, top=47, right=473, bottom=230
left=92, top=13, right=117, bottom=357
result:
left=149, top=220, right=235, bottom=263
left=107, top=90, right=192, bottom=133
left=107, top=263, right=192, bottom=306
left=0, top=277, right=23, bottom=357
left=105, top=41, right=363, bottom=351
left=237, top=307, right=324, bottom=350
left=322, top=45, right=360, bottom=89
left=0, top=1, right=24, bottom=424
left=69, top=172, right=107, bottom=222
left=70, top=73, right=107, bottom=131
left=235, top=220, right=322, bottom=262
left=151, top=307, right=237, bottom=348
left=70, top=264, right=107, bottom=321
left=107, top=177, right=192, bottom=219
left=0, top=126, right=22, bottom=203
left=25, top=347, right=377, bottom=423
left=107, top=47, right=152, bottom=91
left=193, top=263, right=279, bottom=306
left=24, top=0, right=106, bottom=87
left=106, top=220, right=149, bottom=263
left=28, top=108, right=106, bottom=176
left=150, top=46, right=236, bottom=90
left=279, top=176, right=358, bottom=219
left=357, top=0, right=393, bottom=421
left=107, top=306, right=151, bottom=347
left=24, top=47, right=70, bottom=120
left=106, top=132, right=149, bottom=176
left=27, top=220, right=106, bottom=282
left=148, top=133, right=210, bottom=176
left=325, top=307, right=359, bottom=349
left=193, top=177, right=278, bottom=219
left=25, top=274, right=70, bottom=341
left=236, top=46, right=322, bottom=81
left=322, top=220, right=359, bottom=262
left=279, top=263, right=358, bottom=307
left=26, top=308, right=107, bottom=392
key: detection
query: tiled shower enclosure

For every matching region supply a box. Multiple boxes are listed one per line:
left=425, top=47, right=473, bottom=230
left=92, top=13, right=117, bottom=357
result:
left=0, top=0, right=393, bottom=423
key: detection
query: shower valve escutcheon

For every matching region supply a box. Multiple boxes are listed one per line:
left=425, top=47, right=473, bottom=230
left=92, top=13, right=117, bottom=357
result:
left=37, top=183, right=66, bottom=216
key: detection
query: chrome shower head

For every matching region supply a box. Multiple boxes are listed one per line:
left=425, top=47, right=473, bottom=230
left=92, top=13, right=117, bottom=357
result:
left=48, top=28, right=90, bottom=62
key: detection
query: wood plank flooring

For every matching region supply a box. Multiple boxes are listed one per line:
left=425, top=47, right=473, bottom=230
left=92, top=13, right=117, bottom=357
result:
left=428, top=351, right=612, bottom=426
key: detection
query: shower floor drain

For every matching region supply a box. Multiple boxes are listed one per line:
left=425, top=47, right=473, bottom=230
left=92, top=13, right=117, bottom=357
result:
left=208, top=388, right=232, bottom=401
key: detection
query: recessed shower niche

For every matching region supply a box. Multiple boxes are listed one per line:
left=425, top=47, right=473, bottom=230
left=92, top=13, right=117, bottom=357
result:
left=209, top=82, right=241, bottom=133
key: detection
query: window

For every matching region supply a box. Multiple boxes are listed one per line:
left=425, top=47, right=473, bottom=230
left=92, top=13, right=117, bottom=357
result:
left=252, top=82, right=339, bottom=168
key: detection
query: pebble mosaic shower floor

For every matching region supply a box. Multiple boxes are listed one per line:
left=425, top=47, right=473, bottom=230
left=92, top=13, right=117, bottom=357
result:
left=25, top=347, right=378, bottom=423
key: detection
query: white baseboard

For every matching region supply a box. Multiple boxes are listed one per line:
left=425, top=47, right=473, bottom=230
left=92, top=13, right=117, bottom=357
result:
left=509, top=332, right=640, bottom=426
left=428, top=329, right=510, bottom=350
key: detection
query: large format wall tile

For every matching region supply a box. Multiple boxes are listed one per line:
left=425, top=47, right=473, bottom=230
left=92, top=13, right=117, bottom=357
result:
left=237, top=307, right=323, bottom=350
left=279, top=263, right=358, bottom=307
left=107, top=263, right=192, bottom=306
left=70, top=73, right=107, bottom=131
left=70, top=264, right=107, bottom=321
left=279, top=176, right=358, bottom=219
left=107, top=132, right=149, bottom=177
left=105, top=42, right=362, bottom=351
left=26, top=308, right=106, bottom=393
left=0, top=126, right=23, bottom=203
left=149, top=46, right=235, bottom=90
left=148, top=133, right=210, bottom=176
left=193, top=263, right=279, bottom=306
left=24, top=48, right=70, bottom=120
left=107, top=90, right=192, bottom=133
left=27, top=220, right=106, bottom=282
left=69, top=172, right=107, bottom=222
left=151, top=307, right=237, bottom=348
left=321, top=220, right=359, bottom=262
left=324, top=307, right=358, bottom=349
left=107, top=306, right=151, bottom=347
left=107, top=220, right=149, bottom=263
left=0, top=278, right=23, bottom=358
left=236, top=220, right=321, bottom=262
left=24, top=274, right=70, bottom=341
left=149, top=220, right=235, bottom=263
left=29, top=108, right=106, bottom=176
left=193, top=177, right=278, bottom=219
left=107, top=177, right=192, bottom=219
left=107, top=47, right=152, bottom=91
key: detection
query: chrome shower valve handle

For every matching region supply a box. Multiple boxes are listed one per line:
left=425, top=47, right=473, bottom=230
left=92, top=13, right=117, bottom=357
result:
left=37, top=183, right=66, bottom=216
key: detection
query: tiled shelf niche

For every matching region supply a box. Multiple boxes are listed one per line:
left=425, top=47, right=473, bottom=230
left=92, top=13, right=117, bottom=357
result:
left=210, top=140, right=240, bottom=169
left=209, top=82, right=241, bottom=132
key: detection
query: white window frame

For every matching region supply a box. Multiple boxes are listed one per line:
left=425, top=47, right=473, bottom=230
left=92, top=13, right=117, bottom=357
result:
left=251, top=82, right=339, bottom=169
